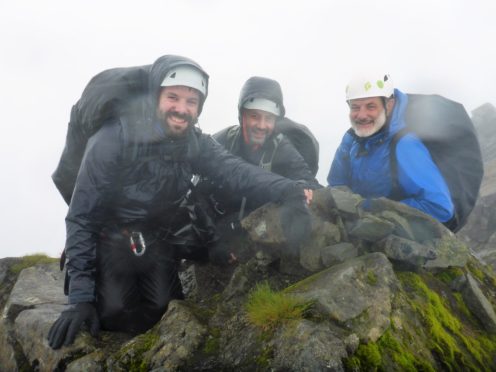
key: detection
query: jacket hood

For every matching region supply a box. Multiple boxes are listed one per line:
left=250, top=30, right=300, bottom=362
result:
left=238, top=76, right=285, bottom=124
left=388, top=88, right=408, bottom=135
left=148, top=55, right=209, bottom=115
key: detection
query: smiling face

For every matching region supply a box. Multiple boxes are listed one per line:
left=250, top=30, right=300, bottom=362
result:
left=241, top=108, right=277, bottom=148
left=349, top=96, right=395, bottom=138
left=156, top=85, right=200, bottom=137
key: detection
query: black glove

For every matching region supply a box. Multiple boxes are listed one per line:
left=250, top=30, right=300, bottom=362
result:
left=279, top=185, right=312, bottom=254
left=48, top=302, right=100, bottom=349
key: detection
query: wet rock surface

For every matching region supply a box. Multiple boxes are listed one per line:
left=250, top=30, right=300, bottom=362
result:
left=1, top=187, right=495, bottom=371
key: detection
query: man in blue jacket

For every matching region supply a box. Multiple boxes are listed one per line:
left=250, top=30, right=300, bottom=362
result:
left=328, top=73, right=454, bottom=224
left=47, top=55, right=311, bottom=349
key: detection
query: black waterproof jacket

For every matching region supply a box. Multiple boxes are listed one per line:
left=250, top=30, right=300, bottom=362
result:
left=214, top=125, right=320, bottom=188
left=65, top=56, right=299, bottom=304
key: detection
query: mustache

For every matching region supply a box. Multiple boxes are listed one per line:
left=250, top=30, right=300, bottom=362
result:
left=163, top=111, right=195, bottom=125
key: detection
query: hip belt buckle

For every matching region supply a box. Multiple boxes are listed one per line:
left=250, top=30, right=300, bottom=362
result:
left=130, top=231, right=146, bottom=256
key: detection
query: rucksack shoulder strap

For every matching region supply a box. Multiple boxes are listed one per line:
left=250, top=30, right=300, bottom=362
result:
left=389, top=128, right=409, bottom=200
left=225, top=126, right=241, bottom=153
left=259, top=133, right=283, bottom=172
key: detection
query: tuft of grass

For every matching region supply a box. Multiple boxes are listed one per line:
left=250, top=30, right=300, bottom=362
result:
left=246, top=282, right=313, bottom=332
left=10, top=254, right=58, bottom=274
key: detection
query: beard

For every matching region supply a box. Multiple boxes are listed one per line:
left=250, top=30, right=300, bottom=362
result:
left=351, top=109, right=387, bottom=138
left=247, top=128, right=269, bottom=146
left=157, top=110, right=197, bottom=138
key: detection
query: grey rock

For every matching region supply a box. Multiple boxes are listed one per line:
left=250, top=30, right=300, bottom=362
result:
left=178, top=263, right=198, bottom=299
left=329, top=187, right=363, bottom=217
left=66, top=351, right=106, bottom=372
left=375, top=235, right=437, bottom=267
left=299, top=238, right=323, bottom=272
left=300, top=219, right=341, bottom=272
left=348, top=214, right=395, bottom=242
left=462, top=274, right=496, bottom=333
left=241, top=203, right=285, bottom=245
left=0, top=321, right=18, bottom=372
left=15, top=305, right=97, bottom=372
left=424, top=236, right=470, bottom=269
left=321, top=243, right=358, bottom=267
left=140, top=300, right=208, bottom=370
left=216, top=314, right=264, bottom=369
left=343, top=333, right=360, bottom=354
left=271, top=319, right=347, bottom=372
left=4, top=263, right=66, bottom=321
left=450, top=274, right=467, bottom=292
left=379, top=210, right=416, bottom=240
left=288, top=252, right=397, bottom=342
left=366, top=197, right=447, bottom=241
left=0, top=257, right=21, bottom=286
left=178, top=262, right=233, bottom=303
left=310, top=187, right=341, bottom=220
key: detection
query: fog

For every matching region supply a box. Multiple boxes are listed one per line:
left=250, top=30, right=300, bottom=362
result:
left=0, top=0, right=494, bottom=258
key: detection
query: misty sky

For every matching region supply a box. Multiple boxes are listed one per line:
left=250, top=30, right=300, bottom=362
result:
left=0, top=0, right=494, bottom=259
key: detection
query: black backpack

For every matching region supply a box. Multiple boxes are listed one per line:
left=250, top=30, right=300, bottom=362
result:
left=390, top=94, right=484, bottom=232
left=221, top=117, right=320, bottom=177
left=52, top=65, right=151, bottom=204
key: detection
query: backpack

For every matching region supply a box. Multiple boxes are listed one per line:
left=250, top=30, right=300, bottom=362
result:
left=52, top=65, right=151, bottom=204
left=390, top=94, right=484, bottom=232
left=221, top=117, right=320, bottom=177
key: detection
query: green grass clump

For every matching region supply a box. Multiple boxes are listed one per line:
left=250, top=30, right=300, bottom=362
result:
left=246, top=282, right=313, bottom=332
left=10, top=254, right=58, bottom=274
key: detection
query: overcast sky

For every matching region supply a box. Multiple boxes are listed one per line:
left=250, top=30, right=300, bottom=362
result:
left=0, top=0, right=494, bottom=259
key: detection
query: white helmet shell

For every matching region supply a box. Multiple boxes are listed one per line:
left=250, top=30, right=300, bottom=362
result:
left=243, top=97, right=281, bottom=116
left=161, top=65, right=207, bottom=96
left=346, top=73, right=394, bottom=100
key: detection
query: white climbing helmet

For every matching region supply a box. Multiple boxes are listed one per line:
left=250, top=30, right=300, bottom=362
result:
left=161, top=65, right=207, bottom=97
left=346, top=73, right=394, bottom=100
left=243, top=97, right=281, bottom=116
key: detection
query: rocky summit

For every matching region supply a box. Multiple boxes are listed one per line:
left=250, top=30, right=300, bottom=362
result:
left=1, top=186, right=496, bottom=371
left=458, top=102, right=496, bottom=271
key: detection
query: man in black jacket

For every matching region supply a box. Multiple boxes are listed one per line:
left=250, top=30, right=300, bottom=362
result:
left=47, top=56, right=311, bottom=349
left=204, top=76, right=320, bottom=217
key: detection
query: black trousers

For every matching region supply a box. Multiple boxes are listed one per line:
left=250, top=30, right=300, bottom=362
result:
left=96, top=228, right=183, bottom=333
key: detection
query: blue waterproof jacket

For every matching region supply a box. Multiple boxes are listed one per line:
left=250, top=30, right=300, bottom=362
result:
left=327, top=89, right=454, bottom=223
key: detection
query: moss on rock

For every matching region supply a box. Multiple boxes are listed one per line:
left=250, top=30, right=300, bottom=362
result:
left=9, top=254, right=58, bottom=275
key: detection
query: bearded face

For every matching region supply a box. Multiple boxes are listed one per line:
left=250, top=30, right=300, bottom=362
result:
left=349, top=97, right=393, bottom=138
left=156, top=86, right=200, bottom=137
left=241, top=108, right=277, bottom=148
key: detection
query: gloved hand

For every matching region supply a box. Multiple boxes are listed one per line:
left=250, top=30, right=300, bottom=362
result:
left=47, top=302, right=100, bottom=349
left=279, top=185, right=312, bottom=254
